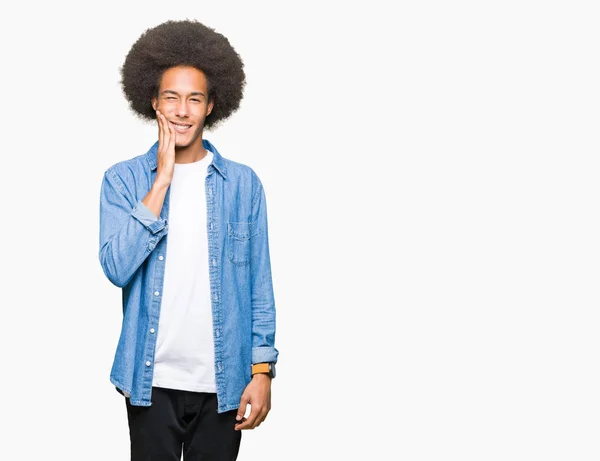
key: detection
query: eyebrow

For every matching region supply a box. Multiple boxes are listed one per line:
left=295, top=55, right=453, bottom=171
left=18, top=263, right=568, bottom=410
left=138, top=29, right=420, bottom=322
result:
left=161, top=90, right=206, bottom=97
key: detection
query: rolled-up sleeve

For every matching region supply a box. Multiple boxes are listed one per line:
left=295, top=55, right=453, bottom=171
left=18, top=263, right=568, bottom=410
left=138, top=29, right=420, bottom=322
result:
left=131, top=200, right=168, bottom=234
left=98, top=169, right=168, bottom=288
left=249, top=177, right=279, bottom=364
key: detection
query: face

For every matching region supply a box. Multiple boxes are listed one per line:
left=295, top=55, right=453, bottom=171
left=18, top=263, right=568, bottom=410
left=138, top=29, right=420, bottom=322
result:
left=152, top=65, right=214, bottom=150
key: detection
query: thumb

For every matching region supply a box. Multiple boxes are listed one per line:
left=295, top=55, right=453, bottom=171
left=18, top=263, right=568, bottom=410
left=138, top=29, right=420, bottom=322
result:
left=237, top=394, right=249, bottom=421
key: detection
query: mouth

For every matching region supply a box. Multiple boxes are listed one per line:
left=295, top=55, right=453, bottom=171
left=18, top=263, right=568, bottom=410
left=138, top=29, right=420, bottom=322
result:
left=170, top=121, right=193, bottom=133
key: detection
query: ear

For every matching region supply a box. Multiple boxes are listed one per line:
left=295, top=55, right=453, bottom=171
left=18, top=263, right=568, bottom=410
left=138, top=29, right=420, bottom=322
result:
left=207, top=98, right=214, bottom=116
left=152, top=98, right=157, bottom=112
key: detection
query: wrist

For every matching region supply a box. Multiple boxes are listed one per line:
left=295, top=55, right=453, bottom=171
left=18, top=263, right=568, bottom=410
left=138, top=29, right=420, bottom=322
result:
left=252, top=372, right=272, bottom=381
left=152, top=179, right=170, bottom=191
left=251, top=362, right=276, bottom=379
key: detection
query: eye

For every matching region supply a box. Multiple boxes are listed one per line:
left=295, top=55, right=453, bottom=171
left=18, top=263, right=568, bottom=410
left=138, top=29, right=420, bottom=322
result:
left=165, top=96, right=177, bottom=100
left=190, top=99, right=201, bottom=103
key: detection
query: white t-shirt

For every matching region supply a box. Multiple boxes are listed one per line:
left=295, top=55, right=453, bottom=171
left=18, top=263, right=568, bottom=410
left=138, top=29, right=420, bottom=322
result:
left=152, top=150, right=216, bottom=392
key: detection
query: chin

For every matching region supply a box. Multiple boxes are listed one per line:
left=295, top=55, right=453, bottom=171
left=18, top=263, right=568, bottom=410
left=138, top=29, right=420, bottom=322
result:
left=174, top=133, right=200, bottom=149
left=174, top=138, right=192, bottom=148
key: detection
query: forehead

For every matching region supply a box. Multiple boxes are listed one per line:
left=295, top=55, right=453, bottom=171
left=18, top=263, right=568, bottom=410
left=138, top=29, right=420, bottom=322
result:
left=159, top=66, right=208, bottom=93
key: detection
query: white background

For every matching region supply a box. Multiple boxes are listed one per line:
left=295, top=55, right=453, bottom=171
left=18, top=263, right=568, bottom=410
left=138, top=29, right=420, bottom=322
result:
left=1, top=1, right=599, bottom=460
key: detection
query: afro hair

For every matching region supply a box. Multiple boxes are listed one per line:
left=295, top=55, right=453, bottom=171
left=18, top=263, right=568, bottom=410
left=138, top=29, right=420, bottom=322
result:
left=120, top=19, right=246, bottom=130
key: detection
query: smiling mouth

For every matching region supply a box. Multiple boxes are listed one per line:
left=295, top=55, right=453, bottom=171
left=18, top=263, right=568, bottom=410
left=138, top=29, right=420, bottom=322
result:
left=170, top=122, right=192, bottom=133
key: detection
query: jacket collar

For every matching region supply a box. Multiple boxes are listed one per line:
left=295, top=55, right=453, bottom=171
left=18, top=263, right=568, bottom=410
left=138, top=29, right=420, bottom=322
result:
left=144, top=138, right=228, bottom=179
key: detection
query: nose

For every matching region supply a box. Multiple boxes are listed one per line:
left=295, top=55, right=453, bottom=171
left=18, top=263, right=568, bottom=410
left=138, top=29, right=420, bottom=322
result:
left=175, top=100, right=189, bottom=117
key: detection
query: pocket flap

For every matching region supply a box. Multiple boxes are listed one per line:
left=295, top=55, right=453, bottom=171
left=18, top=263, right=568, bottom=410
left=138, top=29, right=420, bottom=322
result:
left=228, top=221, right=258, bottom=240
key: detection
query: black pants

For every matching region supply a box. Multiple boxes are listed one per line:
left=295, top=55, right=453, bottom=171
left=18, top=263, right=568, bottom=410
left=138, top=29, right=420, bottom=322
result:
left=125, top=387, right=241, bottom=461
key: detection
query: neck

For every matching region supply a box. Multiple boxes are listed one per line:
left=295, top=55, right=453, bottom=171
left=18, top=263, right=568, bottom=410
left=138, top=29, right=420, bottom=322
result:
left=174, top=137, right=207, bottom=164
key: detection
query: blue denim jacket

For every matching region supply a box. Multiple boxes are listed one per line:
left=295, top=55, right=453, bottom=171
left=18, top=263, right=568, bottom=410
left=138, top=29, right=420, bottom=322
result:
left=98, top=139, right=278, bottom=412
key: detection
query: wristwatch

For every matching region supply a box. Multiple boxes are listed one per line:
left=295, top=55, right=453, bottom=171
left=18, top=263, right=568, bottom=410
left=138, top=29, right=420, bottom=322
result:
left=251, top=362, right=276, bottom=378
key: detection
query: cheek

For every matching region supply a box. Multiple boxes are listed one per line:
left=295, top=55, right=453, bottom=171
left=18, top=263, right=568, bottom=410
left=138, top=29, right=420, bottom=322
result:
left=156, top=100, right=177, bottom=112
left=191, top=107, right=207, bottom=119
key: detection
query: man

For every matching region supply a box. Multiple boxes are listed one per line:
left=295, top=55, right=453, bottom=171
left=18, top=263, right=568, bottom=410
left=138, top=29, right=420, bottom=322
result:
left=98, top=19, right=278, bottom=460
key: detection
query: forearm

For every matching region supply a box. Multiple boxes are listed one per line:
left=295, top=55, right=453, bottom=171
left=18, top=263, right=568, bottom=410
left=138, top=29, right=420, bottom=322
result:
left=98, top=171, right=169, bottom=288
left=251, top=246, right=277, bottom=359
left=250, top=182, right=278, bottom=364
left=251, top=280, right=277, bottom=363
left=99, top=206, right=167, bottom=287
left=142, top=180, right=170, bottom=219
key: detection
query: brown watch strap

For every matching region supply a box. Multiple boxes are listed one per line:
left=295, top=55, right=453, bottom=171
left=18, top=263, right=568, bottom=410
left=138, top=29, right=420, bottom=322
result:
left=251, top=363, right=270, bottom=375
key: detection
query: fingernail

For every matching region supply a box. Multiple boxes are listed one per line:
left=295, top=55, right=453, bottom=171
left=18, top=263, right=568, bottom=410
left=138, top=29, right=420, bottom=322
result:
left=236, top=415, right=241, bottom=420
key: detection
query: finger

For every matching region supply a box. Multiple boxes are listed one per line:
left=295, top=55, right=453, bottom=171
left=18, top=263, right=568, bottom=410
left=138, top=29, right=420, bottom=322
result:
left=160, top=112, right=170, bottom=149
left=235, top=405, right=258, bottom=430
left=254, top=408, right=269, bottom=428
left=236, top=395, right=249, bottom=423
left=166, top=115, right=176, bottom=152
left=241, top=403, right=262, bottom=429
left=156, top=110, right=164, bottom=149
left=235, top=416, right=252, bottom=430
left=233, top=416, right=247, bottom=431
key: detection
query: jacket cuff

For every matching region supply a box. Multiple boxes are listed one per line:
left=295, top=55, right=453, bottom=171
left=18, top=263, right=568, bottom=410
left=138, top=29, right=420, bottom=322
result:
left=131, top=200, right=168, bottom=234
left=252, top=346, right=279, bottom=364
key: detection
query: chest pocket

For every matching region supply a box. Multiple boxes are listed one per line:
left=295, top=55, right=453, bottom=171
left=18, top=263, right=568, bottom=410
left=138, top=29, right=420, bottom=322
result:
left=227, top=221, right=259, bottom=266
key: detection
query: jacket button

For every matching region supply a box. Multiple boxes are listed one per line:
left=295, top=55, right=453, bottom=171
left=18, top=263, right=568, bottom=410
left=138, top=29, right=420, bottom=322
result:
left=145, top=361, right=151, bottom=367
left=158, top=255, right=164, bottom=260
left=154, top=291, right=160, bottom=296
